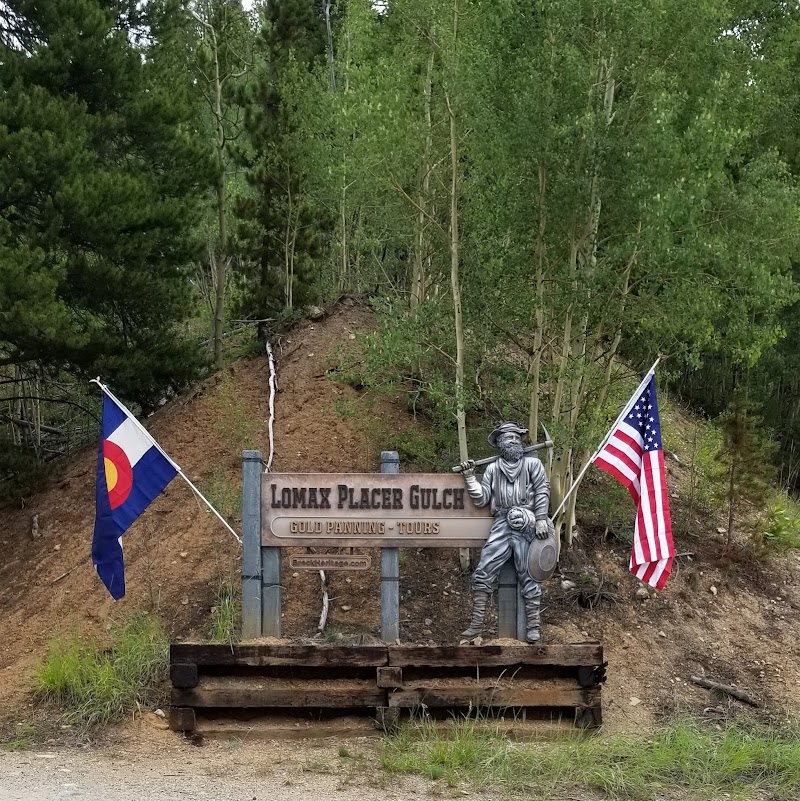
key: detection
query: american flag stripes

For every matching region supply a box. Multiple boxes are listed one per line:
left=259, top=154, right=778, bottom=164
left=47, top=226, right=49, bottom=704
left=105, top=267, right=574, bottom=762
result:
left=592, top=373, right=675, bottom=589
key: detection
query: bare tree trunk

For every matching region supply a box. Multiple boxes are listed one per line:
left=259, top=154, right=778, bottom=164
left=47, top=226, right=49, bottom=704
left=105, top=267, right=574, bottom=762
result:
left=528, top=163, right=546, bottom=440
left=446, top=0, right=469, bottom=572
left=323, top=0, right=336, bottom=91
left=412, top=41, right=435, bottom=311
left=726, top=464, right=736, bottom=547
left=211, top=28, right=228, bottom=371
left=340, top=182, right=348, bottom=291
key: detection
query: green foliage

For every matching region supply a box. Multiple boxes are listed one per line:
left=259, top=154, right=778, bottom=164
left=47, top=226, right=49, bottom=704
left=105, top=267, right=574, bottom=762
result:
left=716, top=393, right=778, bottom=544
left=686, top=420, right=728, bottom=519
left=210, top=573, right=240, bottom=644
left=201, top=468, right=242, bottom=521
left=0, top=0, right=209, bottom=410
left=233, top=0, right=330, bottom=318
left=35, top=612, right=168, bottom=728
left=214, top=376, right=257, bottom=453
left=0, top=441, right=51, bottom=505
left=381, top=718, right=800, bottom=800
left=761, top=496, right=800, bottom=551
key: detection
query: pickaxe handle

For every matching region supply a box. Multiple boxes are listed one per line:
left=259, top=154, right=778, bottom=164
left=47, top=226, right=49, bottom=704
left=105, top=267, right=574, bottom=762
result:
left=451, top=441, right=554, bottom=473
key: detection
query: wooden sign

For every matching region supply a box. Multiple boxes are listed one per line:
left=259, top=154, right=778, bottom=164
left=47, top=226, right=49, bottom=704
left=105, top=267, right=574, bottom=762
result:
left=261, top=473, right=492, bottom=547
left=288, top=554, right=371, bottom=571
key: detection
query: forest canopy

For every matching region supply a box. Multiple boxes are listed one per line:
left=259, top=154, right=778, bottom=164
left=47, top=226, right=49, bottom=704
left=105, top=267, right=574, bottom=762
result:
left=3, top=0, right=800, bottom=519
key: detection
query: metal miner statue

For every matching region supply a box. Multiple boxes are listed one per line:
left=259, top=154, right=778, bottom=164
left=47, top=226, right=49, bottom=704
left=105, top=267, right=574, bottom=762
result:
left=459, top=422, right=552, bottom=643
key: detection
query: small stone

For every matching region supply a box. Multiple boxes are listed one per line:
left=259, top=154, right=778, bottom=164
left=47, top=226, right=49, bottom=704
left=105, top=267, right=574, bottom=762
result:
left=54, top=544, right=61, bottom=551
left=292, top=572, right=299, bottom=578
left=581, top=631, right=589, bottom=638
left=181, top=597, right=189, bottom=605
left=422, top=629, right=433, bottom=636
left=443, top=591, right=449, bottom=596
left=716, top=527, right=726, bottom=535
left=658, top=631, right=667, bottom=638
left=341, top=605, right=351, bottom=612
left=180, top=552, right=188, bottom=558
left=348, top=333, right=356, bottom=340
left=345, top=577, right=351, bottom=583
left=154, top=709, right=166, bottom=719
left=308, top=305, right=324, bottom=321
left=629, top=697, right=642, bottom=706
left=424, top=618, right=433, bottom=626
left=560, top=580, right=576, bottom=591
left=635, top=586, right=649, bottom=600
left=472, top=636, right=483, bottom=646
left=307, top=352, right=314, bottom=358
left=710, top=585, right=718, bottom=596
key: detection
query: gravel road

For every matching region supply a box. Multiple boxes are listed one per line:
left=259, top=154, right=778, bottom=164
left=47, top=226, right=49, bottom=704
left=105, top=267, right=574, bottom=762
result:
left=0, top=735, right=438, bottom=801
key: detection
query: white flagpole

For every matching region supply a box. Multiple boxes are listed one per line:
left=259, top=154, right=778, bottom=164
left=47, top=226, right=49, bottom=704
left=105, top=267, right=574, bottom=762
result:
left=91, top=378, right=242, bottom=545
left=551, top=358, right=660, bottom=520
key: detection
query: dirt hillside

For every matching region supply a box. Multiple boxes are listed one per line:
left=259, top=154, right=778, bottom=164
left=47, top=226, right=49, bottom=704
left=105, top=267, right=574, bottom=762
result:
left=1, top=298, right=799, bottom=736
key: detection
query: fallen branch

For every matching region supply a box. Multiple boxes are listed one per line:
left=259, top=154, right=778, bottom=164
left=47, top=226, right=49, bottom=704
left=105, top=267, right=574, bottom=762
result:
left=689, top=675, right=759, bottom=707
left=51, top=565, right=79, bottom=584
left=317, top=570, right=329, bottom=632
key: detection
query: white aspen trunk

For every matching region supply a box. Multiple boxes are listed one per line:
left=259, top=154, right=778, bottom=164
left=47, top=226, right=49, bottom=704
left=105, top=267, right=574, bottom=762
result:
left=551, top=238, right=578, bottom=425
left=411, top=42, right=435, bottom=311
left=446, top=0, right=469, bottom=572
left=528, top=163, right=546, bottom=441
left=340, top=182, right=348, bottom=291
left=284, top=170, right=293, bottom=309
left=555, top=57, right=616, bottom=547
left=210, top=25, right=228, bottom=371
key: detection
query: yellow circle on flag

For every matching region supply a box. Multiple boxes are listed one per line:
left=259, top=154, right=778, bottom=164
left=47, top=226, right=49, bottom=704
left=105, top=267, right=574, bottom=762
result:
left=104, top=457, right=119, bottom=492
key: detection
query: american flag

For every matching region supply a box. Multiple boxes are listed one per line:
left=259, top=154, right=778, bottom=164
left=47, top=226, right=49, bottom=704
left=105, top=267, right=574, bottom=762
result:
left=592, top=373, right=675, bottom=589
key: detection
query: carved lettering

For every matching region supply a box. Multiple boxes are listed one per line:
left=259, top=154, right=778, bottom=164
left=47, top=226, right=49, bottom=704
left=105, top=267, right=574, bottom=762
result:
left=319, top=487, right=331, bottom=508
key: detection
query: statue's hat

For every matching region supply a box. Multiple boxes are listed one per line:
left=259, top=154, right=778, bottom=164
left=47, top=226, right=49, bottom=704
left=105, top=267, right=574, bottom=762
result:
left=488, top=421, right=529, bottom=448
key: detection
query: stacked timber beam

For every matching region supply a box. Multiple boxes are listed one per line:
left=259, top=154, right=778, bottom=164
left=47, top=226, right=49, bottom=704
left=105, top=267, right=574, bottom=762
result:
left=169, top=642, right=606, bottom=733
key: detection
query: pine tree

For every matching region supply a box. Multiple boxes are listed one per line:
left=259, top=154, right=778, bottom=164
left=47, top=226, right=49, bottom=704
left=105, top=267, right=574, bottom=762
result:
left=0, top=0, right=208, bottom=409
left=234, top=0, right=329, bottom=321
left=716, top=391, right=777, bottom=547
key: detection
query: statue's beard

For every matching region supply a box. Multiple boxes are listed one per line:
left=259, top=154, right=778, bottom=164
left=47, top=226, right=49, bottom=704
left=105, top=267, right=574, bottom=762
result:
left=500, top=442, right=524, bottom=463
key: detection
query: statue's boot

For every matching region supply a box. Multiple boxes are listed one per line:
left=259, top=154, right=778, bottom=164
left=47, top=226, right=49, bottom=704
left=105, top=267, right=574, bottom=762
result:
left=461, top=591, right=490, bottom=639
left=523, top=596, right=542, bottom=644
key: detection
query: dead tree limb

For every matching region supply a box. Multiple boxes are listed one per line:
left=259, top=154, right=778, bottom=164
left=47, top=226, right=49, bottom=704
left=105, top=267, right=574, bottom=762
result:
left=689, top=675, right=759, bottom=707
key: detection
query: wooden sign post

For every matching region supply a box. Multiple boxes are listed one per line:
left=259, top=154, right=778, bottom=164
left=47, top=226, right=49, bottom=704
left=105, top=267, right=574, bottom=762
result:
left=241, top=450, right=525, bottom=641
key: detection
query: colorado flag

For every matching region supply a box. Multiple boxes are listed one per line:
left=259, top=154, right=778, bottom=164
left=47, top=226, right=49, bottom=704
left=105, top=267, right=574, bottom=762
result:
left=92, top=390, right=177, bottom=599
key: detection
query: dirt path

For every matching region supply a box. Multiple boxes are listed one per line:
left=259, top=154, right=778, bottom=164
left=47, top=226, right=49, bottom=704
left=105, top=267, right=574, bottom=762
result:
left=0, top=736, right=442, bottom=801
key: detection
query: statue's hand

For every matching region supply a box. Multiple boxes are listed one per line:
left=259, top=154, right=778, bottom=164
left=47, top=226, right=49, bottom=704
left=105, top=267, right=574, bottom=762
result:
left=534, top=519, right=550, bottom=540
left=460, top=459, right=476, bottom=477
left=507, top=507, right=526, bottom=531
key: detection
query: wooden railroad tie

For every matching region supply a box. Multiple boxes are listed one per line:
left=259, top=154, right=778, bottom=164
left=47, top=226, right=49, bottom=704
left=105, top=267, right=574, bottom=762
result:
left=169, top=642, right=606, bottom=733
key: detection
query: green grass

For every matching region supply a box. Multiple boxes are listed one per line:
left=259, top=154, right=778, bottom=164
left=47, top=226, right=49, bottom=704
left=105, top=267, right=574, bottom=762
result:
left=380, top=719, right=800, bottom=799
left=761, top=495, right=800, bottom=551
left=35, top=612, right=168, bottom=728
left=2, top=722, right=38, bottom=751
left=210, top=574, right=240, bottom=645
left=202, top=468, right=242, bottom=521
left=214, top=375, right=257, bottom=452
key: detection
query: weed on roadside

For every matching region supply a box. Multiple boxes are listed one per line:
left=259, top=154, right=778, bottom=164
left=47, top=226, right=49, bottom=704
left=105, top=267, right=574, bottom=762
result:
left=35, top=611, right=168, bottom=729
left=380, top=718, right=800, bottom=800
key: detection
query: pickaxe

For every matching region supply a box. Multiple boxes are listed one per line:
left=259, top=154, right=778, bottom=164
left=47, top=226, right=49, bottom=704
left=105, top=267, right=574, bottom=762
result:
left=451, top=422, right=555, bottom=473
